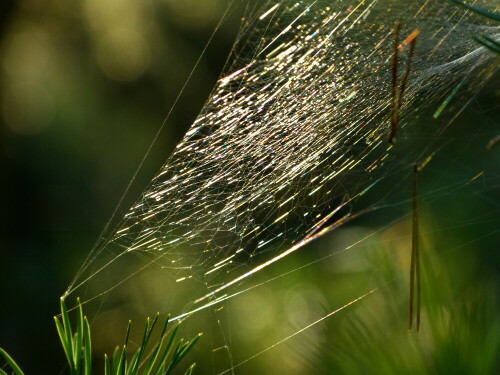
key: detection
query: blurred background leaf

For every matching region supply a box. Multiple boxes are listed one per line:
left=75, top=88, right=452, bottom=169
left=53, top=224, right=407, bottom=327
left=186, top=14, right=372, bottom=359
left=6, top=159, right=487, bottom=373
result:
left=0, top=1, right=498, bottom=374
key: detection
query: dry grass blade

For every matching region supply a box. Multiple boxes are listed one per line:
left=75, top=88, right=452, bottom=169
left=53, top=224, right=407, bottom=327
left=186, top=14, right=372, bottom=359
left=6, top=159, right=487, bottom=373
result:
left=409, top=163, right=421, bottom=332
left=389, top=23, right=418, bottom=144
left=389, top=22, right=401, bottom=144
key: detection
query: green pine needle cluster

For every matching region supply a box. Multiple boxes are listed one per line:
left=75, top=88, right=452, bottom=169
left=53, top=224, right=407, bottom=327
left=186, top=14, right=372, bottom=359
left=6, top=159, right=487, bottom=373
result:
left=0, top=299, right=200, bottom=375
left=445, top=0, right=500, bottom=54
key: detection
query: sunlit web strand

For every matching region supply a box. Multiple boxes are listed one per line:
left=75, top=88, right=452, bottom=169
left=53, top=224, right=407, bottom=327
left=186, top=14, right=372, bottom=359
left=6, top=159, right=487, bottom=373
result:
left=217, top=289, right=377, bottom=375
left=66, top=0, right=499, bottom=312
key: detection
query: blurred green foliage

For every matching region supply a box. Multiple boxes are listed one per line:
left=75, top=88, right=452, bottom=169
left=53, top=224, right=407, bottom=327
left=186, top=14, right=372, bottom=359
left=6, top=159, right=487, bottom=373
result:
left=0, top=0, right=237, bottom=372
left=0, top=1, right=499, bottom=374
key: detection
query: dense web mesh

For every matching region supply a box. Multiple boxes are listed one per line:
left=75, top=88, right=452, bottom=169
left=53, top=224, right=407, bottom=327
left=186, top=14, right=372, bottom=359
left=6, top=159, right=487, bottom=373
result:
left=66, top=0, right=498, bottom=324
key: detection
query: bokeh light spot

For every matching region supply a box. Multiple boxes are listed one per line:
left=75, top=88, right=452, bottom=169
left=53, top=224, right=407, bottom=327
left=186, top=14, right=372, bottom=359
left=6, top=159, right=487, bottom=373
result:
left=97, top=28, right=150, bottom=82
left=2, top=82, right=54, bottom=134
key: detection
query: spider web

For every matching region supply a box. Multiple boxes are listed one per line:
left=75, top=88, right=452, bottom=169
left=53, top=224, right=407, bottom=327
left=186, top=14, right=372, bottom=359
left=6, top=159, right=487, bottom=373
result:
left=65, top=0, right=498, bottom=371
